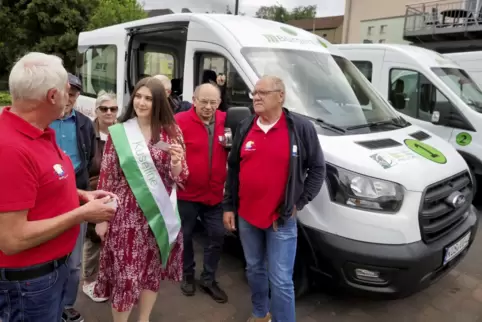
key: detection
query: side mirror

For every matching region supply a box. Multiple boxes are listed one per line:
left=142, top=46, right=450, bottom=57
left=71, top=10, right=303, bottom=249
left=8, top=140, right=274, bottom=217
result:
left=222, top=106, right=252, bottom=149
left=431, top=102, right=452, bottom=126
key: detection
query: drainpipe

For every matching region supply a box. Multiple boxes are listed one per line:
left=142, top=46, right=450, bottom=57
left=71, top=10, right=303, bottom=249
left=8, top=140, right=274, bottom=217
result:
left=235, top=0, right=239, bottom=15
left=344, top=0, right=353, bottom=43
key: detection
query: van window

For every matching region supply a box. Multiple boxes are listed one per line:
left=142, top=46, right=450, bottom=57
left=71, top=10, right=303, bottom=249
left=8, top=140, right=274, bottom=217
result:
left=76, top=45, right=117, bottom=97
left=389, top=68, right=454, bottom=122
left=143, top=51, right=175, bottom=79
left=197, top=53, right=251, bottom=107
left=242, top=48, right=401, bottom=128
left=432, top=67, right=482, bottom=113
left=352, top=61, right=373, bottom=82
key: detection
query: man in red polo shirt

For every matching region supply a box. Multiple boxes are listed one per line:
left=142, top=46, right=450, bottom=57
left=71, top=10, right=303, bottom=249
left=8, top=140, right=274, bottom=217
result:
left=0, top=52, right=116, bottom=322
left=223, top=76, right=325, bottom=322
left=175, top=83, right=229, bottom=303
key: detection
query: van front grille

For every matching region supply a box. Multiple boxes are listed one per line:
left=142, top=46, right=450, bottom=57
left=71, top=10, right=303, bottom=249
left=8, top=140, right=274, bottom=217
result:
left=419, top=171, right=472, bottom=244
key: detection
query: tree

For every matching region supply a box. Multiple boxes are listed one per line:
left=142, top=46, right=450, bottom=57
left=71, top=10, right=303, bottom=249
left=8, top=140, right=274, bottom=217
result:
left=255, top=5, right=290, bottom=22
left=87, top=0, right=147, bottom=31
left=255, top=4, right=317, bottom=23
left=226, top=5, right=232, bottom=14
left=0, top=0, right=97, bottom=75
left=290, top=5, right=317, bottom=20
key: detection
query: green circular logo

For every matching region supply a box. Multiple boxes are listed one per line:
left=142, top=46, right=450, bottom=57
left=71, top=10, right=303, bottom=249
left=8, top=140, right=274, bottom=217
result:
left=280, top=26, right=297, bottom=36
left=456, top=132, right=472, bottom=146
left=404, top=139, right=447, bottom=164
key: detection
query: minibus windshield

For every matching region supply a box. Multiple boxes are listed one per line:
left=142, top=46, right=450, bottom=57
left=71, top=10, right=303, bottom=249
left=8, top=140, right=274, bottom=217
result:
left=432, top=67, right=482, bottom=112
left=241, top=47, right=402, bottom=129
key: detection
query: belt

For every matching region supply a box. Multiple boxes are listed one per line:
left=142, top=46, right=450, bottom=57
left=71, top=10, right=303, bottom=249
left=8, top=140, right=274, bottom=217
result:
left=0, top=254, right=69, bottom=281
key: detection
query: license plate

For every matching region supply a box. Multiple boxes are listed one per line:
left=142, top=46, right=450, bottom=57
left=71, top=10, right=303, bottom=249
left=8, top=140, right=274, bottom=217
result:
left=443, top=232, right=471, bottom=265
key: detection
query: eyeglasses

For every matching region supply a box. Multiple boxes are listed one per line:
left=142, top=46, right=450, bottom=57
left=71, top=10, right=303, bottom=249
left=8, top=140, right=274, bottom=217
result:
left=196, top=99, right=219, bottom=106
left=98, top=106, right=118, bottom=113
left=251, top=90, right=281, bottom=97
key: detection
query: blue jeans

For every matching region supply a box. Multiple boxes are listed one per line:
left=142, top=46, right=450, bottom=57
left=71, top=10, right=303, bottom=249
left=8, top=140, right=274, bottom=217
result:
left=238, top=216, right=297, bottom=322
left=0, top=260, right=69, bottom=322
left=64, top=222, right=86, bottom=308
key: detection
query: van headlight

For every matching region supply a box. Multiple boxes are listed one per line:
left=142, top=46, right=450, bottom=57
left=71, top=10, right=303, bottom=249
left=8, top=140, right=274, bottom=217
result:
left=328, top=165, right=404, bottom=213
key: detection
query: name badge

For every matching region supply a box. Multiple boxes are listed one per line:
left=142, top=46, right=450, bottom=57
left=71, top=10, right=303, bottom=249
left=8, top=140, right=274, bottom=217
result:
left=292, top=145, right=298, bottom=157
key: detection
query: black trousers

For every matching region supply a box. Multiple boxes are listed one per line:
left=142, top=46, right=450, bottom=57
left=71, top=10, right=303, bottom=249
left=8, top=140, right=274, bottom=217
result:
left=178, top=200, right=225, bottom=283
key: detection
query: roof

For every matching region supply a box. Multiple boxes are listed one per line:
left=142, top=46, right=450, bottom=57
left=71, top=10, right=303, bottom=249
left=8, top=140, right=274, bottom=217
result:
left=334, top=44, right=460, bottom=68
left=287, top=15, right=344, bottom=31
left=146, top=9, right=174, bottom=17
left=78, top=14, right=334, bottom=54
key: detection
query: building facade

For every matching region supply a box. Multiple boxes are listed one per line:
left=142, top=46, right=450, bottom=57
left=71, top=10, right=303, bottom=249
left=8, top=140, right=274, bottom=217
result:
left=344, top=0, right=482, bottom=47
left=343, top=0, right=412, bottom=43
left=359, top=16, right=410, bottom=44
left=288, top=15, right=344, bottom=44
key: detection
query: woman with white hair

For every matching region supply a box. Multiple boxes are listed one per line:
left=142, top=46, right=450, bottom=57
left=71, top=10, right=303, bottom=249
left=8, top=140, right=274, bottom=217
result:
left=82, top=90, right=118, bottom=303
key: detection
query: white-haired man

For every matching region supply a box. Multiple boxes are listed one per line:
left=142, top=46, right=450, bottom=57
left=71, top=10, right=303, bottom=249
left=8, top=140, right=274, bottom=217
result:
left=0, top=52, right=116, bottom=322
left=153, top=74, right=190, bottom=113
left=223, top=76, right=325, bottom=322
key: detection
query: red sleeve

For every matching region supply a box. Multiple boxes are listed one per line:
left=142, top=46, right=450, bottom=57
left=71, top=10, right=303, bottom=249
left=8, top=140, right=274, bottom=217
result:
left=173, top=125, right=189, bottom=186
left=0, top=145, right=37, bottom=212
left=97, top=135, right=121, bottom=192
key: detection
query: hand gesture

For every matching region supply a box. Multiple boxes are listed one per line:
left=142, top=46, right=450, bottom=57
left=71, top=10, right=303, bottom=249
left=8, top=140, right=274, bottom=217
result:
left=79, top=189, right=117, bottom=203
left=80, top=196, right=116, bottom=223
left=169, top=143, right=184, bottom=164
left=95, top=222, right=108, bottom=242
left=223, top=211, right=236, bottom=231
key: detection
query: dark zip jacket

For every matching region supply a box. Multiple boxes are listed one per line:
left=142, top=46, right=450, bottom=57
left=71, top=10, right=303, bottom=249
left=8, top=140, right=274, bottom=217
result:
left=222, top=108, right=326, bottom=225
left=74, top=111, right=96, bottom=191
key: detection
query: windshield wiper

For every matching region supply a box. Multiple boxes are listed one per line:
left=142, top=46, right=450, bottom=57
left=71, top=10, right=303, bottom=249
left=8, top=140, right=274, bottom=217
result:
left=346, top=119, right=406, bottom=131
left=293, top=112, right=346, bottom=133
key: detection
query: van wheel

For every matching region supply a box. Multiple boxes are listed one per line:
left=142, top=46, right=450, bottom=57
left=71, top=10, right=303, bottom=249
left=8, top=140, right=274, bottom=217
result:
left=293, top=250, right=310, bottom=299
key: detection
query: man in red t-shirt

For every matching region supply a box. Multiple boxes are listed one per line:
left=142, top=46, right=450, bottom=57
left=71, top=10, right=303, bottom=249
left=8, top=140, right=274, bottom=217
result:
left=0, top=52, right=116, bottom=322
left=223, top=76, right=325, bottom=322
left=175, top=83, right=229, bottom=303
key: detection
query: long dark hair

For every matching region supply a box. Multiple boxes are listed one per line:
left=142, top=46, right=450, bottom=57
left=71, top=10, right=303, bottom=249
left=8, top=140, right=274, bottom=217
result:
left=118, top=77, right=177, bottom=143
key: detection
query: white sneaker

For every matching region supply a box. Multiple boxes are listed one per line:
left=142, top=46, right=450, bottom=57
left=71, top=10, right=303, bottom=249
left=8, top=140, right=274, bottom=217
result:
left=82, top=282, right=108, bottom=303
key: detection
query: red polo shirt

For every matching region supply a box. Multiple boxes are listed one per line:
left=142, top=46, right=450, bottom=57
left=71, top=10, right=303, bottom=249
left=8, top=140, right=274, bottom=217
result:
left=0, top=108, right=79, bottom=268
left=238, top=114, right=290, bottom=229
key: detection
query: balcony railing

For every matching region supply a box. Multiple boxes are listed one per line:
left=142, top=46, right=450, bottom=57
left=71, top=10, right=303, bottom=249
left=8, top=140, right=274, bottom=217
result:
left=404, top=0, right=482, bottom=39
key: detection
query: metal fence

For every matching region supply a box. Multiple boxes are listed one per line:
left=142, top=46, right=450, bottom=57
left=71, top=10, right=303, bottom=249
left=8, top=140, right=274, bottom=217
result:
left=404, top=0, right=481, bottom=33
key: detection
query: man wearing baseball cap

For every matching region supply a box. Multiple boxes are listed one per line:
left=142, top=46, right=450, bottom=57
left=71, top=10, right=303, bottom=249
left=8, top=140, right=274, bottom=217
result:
left=50, top=73, right=96, bottom=322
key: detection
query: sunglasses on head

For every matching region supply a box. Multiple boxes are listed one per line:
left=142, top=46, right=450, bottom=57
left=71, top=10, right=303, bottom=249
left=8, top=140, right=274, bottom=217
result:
left=98, top=106, right=118, bottom=113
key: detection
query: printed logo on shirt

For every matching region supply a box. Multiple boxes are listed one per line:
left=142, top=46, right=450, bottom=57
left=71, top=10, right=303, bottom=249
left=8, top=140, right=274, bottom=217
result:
left=244, top=140, right=256, bottom=151
left=53, top=164, right=68, bottom=180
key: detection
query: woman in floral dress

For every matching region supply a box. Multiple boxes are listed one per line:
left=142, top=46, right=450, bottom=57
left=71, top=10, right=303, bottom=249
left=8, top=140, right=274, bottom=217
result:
left=94, top=77, right=188, bottom=322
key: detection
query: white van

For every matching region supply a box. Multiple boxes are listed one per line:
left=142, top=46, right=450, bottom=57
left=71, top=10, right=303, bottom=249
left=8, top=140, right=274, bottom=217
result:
left=336, top=44, right=482, bottom=193
left=444, top=51, right=482, bottom=86
left=77, top=14, right=478, bottom=298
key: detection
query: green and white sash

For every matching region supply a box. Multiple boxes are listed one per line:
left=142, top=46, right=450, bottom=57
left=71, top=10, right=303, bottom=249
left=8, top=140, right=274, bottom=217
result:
left=109, top=118, right=180, bottom=268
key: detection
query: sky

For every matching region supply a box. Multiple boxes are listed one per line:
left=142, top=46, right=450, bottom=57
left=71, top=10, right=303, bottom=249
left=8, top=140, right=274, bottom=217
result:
left=142, top=0, right=345, bottom=17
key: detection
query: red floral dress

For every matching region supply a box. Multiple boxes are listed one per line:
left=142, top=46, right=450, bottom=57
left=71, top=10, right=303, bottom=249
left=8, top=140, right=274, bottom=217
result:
left=94, top=125, right=188, bottom=312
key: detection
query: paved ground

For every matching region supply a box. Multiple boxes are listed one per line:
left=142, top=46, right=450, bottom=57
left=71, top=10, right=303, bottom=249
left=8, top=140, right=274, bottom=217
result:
left=77, top=217, right=482, bottom=322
